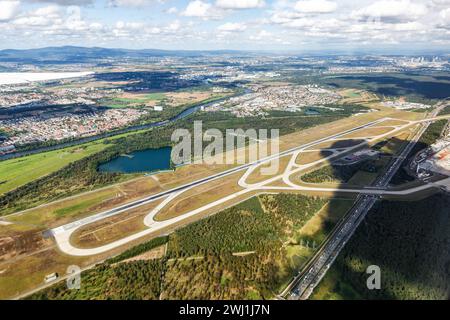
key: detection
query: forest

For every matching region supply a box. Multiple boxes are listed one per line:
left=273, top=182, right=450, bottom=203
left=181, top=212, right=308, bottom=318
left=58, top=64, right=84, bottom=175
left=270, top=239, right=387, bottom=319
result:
left=314, top=193, right=450, bottom=300
left=107, top=236, right=169, bottom=264
left=301, top=159, right=380, bottom=184
left=313, top=72, right=450, bottom=102
left=28, top=260, right=166, bottom=300
left=29, top=194, right=332, bottom=300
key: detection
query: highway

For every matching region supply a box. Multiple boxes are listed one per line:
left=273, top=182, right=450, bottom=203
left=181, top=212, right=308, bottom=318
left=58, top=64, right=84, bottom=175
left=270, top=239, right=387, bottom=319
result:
left=283, top=104, right=447, bottom=300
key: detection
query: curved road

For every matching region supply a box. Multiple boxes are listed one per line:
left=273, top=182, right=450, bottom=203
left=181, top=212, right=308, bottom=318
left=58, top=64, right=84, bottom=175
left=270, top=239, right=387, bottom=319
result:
left=51, top=115, right=450, bottom=256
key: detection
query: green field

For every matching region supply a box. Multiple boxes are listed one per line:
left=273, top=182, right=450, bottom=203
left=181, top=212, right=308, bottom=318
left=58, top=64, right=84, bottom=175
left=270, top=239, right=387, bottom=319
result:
left=0, top=142, right=108, bottom=195
left=108, top=93, right=167, bottom=108
left=0, top=113, right=177, bottom=200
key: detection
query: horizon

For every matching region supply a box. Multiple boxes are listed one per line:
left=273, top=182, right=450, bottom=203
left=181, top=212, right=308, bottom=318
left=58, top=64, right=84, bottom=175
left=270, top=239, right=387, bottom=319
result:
left=0, top=45, right=448, bottom=56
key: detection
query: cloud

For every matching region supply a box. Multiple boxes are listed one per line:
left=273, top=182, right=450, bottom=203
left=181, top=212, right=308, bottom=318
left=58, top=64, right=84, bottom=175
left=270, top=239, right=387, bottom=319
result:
left=351, top=0, right=427, bottom=22
left=10, top=4, right=96, bottom=34
left=13, top=4, right=62, bottom=27
left=270, top=10, right=304, bottom=24
left=166, top=6, right=178, bottom=14
left=217, top=22, right=247, bottom=32
left=249, top=29, right=272, bottom=40
left=181, top=0, right=224, bottom=19
left=215, top=0, right=265, bottom=9
left=294, top=0, right=337, bottom=14
left=1, top=0, right=449, bottom=50
left=440, top=8, right=450, bottom=20
left=266, top=0, right=439, bottom=47
left=182, top=0, right=211, bottom=17
left=393, top=21, right=425, bottom=31
left=167, top=19, right=181, bottom=32
left=436, top=7, right=450, bottom=29
left=0, top=0, right=21, bottom=21
left=108, top=0, right=160, bottom=7
left=25, top=0, right=93, bottom=5
left=431, top=0, right=450, bottom=6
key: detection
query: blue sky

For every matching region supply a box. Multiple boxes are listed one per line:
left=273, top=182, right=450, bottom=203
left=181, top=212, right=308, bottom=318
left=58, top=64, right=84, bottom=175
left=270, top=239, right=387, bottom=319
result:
left=0, top=0, right=449, bottom=52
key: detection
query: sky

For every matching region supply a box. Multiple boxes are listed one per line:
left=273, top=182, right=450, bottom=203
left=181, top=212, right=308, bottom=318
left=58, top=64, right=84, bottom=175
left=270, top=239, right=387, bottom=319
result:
left=0, top=0, right=449, bottom=52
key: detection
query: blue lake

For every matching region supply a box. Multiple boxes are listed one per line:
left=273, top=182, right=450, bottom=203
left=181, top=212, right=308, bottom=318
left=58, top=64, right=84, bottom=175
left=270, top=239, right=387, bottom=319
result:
left=98, top=147, right=172, bottom=173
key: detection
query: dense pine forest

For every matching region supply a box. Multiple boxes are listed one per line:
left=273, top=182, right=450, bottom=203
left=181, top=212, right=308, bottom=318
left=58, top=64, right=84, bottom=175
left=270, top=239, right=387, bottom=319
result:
left=312, top=193, right=450, bottom=300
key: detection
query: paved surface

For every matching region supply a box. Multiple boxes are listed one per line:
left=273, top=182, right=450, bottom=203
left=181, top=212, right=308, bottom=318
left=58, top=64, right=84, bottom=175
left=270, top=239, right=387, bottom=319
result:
left=51, top=115, right=450, bottom=256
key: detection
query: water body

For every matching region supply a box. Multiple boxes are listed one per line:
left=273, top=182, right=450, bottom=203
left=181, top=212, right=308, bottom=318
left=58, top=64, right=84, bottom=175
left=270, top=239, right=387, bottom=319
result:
left=0, top=89, right=249, bottom=161
left=98, top=147, right=172, bottom=173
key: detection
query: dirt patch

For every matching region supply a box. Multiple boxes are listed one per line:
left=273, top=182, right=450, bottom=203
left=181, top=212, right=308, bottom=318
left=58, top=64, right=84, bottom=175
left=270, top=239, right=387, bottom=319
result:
left=121, top=244, right=166, bottom=263
left=0, top=231, right=51, bottom=262
left=296, top=150, right=334, bottom=165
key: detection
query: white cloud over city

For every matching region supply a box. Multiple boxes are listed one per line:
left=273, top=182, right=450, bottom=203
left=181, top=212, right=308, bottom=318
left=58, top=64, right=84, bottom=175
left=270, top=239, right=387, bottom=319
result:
left=0, top=0, right=448, bottom=51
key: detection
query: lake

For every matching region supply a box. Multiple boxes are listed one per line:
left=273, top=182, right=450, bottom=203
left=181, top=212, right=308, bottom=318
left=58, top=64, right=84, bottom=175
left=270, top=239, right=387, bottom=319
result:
left=98, top=147, right=172, bottom=173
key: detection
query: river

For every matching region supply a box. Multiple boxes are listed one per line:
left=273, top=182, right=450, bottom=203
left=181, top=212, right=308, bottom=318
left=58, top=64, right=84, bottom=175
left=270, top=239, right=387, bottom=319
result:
left=0, top=89, right=248, bottom=161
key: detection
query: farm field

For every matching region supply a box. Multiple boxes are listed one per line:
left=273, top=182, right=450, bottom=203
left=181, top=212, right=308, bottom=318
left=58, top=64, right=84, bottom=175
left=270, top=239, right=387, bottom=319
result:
left=107, top=89, right=226, bottom=109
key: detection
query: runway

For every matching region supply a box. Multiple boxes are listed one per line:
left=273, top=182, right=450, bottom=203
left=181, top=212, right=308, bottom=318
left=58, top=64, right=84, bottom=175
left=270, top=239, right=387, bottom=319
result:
left=51, top=115, right=450, bottom=256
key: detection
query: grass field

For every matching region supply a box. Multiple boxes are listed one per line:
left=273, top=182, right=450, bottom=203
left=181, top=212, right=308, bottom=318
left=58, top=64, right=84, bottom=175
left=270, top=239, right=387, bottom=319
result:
left=297, top=199, right=355, bottom=244
left=310, top=267, right=362, bottom=300
left=295, top=151, right=334, bottom=165
left=0, top=143, right=108, bottom=195
left=71, top=200, right=163, bottom=249
left=108, top=92, right=167, bottom=107
left=5, top=178, right=162, bottom=227
left=154, top=172, right=244, bottom=221
left=245, top=155, right=292, bottom=184
left=305, top=139, right=365, bottom=151
left=339, top=126, right=394, bottom=139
